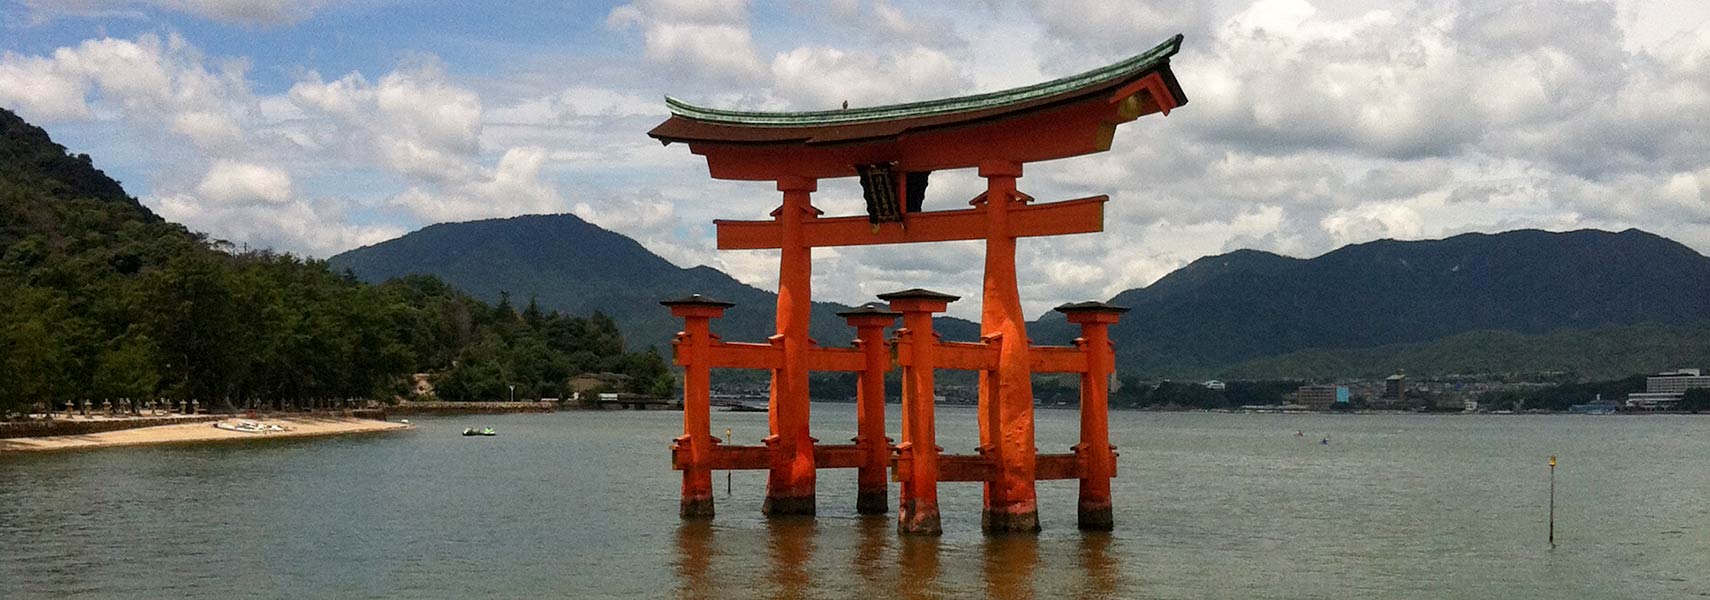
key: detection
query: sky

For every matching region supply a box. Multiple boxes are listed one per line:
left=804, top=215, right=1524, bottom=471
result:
left=3, top=0, right=1709, bottom=320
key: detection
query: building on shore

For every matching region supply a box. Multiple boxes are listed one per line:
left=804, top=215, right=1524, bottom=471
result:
left=1384, top=374, right=1406, bottom=402
left=1202, top=380, right=1227, bottom=391
left=1295, top=385, right=1350, bottom=410
left=569, top=372, right=631, bottom=394
left=1626, top=368, right=1710, bottom=409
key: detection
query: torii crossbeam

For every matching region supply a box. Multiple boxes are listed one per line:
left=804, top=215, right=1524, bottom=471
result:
left=651, top=34, right=1188, bottom=534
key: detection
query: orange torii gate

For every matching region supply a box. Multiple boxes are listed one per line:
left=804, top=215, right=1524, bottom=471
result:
left=654, top=35, right=1188, bottom=534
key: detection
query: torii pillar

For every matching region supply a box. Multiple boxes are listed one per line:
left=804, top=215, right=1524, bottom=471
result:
left=764, top=175, right=818, bottom=516
left=977, top=159, right=1039, bottom=533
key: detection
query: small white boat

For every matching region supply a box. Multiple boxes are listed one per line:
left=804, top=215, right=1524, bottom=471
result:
left=214, top=420, right=287, bottom=434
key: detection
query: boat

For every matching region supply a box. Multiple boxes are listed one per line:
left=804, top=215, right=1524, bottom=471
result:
left=214, top=419, right=286, bottom=434
left=723, top=404, right=767, bottom=413
left=462, top=427, right=497, bottom=436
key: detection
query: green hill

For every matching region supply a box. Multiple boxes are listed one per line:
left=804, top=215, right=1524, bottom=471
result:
left=1032, top=229, right=1710, bottom=377
left=1221, top=321, right=1710, bottom=380
left=336, top=213, right=1710, bottom=381
left=0, top=107, right=667, bottom=414
left=327, top=213, right=982, bottom=350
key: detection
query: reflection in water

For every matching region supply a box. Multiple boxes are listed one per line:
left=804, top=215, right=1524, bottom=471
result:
left=1078, top=533, right=1123, bottom=599
left=674, top=520, right=715, bottom=600
left=767, top=518, right=816, bottom=600
left=983, top=535, right=1039, bottom=600
left=853, top=516, right=891, bottom=587
left=668, top=511, right=1125, bottom=600
left=897, top=534, right=942, bottom=599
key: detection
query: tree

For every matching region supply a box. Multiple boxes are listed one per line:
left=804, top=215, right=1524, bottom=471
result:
left=1681, top=389, right=1710, bottom=413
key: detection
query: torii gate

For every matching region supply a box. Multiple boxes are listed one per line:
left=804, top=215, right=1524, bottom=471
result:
left=654, top=35, right=1188, bottom=534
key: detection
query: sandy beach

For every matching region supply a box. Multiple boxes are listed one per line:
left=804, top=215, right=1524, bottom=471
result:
left=0, top=416, right=412, bottom=452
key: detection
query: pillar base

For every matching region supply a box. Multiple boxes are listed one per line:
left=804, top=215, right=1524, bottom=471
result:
left=856, top=489, right=889, bottom=515
left=1077, top=505, right=1113, bottom=531
left=680, top=496, right=715, bottom=519
left=898, top=509, right=942, bottom=535
left=763, top=494, right=816, bottom=516
left=982, top=508, right=1041, bottom=533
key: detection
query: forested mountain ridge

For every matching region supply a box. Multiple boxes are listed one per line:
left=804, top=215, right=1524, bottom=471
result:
left=0, top=108, right=668, bottom=415
left=1028, top=228, right=1710, bottom=375
left=327, top=213, right=983, bottom=349
left=337, top=209, right=1710, bottom=380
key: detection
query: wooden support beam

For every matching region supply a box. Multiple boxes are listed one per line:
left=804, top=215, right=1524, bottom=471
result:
left=1029, top=346, right=1089, bottom=373
left=805, top=347, right=864, bottom=372
left=716, top=196, right=1106, bottom=250
left=706, top=341, right=783, bottom=370
left=933, top=341, right=999, bottom=371
left=1034, top=453, right=1084, bottom=481
left=674, top=444, right=874, bottom=471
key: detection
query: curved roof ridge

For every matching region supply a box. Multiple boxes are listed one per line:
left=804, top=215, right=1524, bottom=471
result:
left=664, top=34, right=1182, bottom=127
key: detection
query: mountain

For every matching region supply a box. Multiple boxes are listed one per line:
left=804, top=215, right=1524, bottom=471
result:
left=1032, top=228, right=1710, bottom=376
left=1222, top=320, right=1710, bottom=380
left=327, top=214, right=981, bottom=351
left=330, top=213, right=1710, bottom=379
left=0, top=108, right=153, bottom=222
left=1, top=107, right=668, bottom=410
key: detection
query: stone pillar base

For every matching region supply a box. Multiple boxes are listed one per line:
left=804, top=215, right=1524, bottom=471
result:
left=762, top=494, right=816, bottom=516
left=680, top=496, right=715, bottom=519
left=855, top=489, right=888, bottom=515
left=898, top=509, right=942, bottom=535
left=1077, top=505, right=1113, bottom=531
left=982, top=509, right=1041, bottom=533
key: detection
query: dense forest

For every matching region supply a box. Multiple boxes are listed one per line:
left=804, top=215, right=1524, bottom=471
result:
left=0, top=108, right=669, bottom=417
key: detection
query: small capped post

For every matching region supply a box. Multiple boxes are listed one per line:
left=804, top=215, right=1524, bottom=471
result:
left=1055, top=300, right=1130, bottom=531
left=876, top=288, right=959, bottom=535
left=661, top=294, right=735, bottom=518
left=839, top=303, right=902, bottom=515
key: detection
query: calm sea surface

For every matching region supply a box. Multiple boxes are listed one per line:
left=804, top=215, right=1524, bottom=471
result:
left=2, top=406, right=1707, bottom=599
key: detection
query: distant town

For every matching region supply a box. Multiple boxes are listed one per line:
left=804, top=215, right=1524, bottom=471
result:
left=691, top=367, right=1710, bottom=415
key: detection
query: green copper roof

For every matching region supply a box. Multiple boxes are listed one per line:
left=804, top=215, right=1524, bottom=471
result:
left=664, top=34, right=1182, bottom=127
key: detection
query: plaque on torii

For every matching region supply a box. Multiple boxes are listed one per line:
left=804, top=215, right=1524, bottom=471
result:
left=652, top=35, right=1187, bottom=534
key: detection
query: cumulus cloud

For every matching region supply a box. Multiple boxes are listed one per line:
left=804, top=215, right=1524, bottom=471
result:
left=0, top=34, right=251, bottom=150
left=288, top=58, right=484, bottom=183
left=195, top=161, right=292, bottom=205
left=769, top=45, right=968, bottom=108
left=150, top=191, right=402, bottom=257
left=607, top=0, right=764, bottom=81
left=386, top=147, right=565, bottom=223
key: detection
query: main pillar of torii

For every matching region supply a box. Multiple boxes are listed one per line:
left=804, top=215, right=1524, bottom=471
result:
left=649, top=35, right=1188, bottom=529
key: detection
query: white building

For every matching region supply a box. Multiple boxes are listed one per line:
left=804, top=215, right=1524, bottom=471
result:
left=1626, top=368, right=1710, bottom=409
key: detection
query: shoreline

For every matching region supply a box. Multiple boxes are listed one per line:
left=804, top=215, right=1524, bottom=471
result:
left=0, top=416, right=412, bottom=453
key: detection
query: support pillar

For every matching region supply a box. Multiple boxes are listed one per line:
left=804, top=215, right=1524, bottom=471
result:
left=880, top=288, right=958, bottom=535
left=976, top=159, right=1039, bottom=533
left=840, top=304, right=900, bottom=515
left=765, top=176, right=818, bottom=516
left=664, top=294, right=734, bottom=518
left=1058, top=301, right=1128, bottom=531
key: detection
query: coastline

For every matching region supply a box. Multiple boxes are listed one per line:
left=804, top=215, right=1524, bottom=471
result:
left=0, top=416, right=412, bottom=453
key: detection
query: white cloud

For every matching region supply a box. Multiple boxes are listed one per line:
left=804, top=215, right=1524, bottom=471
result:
left=607, top=0, right=764, bottom=81
left=387, top=147, right=566, bottom=222
left=150, top=192, right=402, bottom=257
left=288, top=58, right=484, bottom=182
left=769, top=45, right=968, bottom=108
left=0, top=34, right=251, bottom=152
left=195, top=161, right=292, bottom=205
